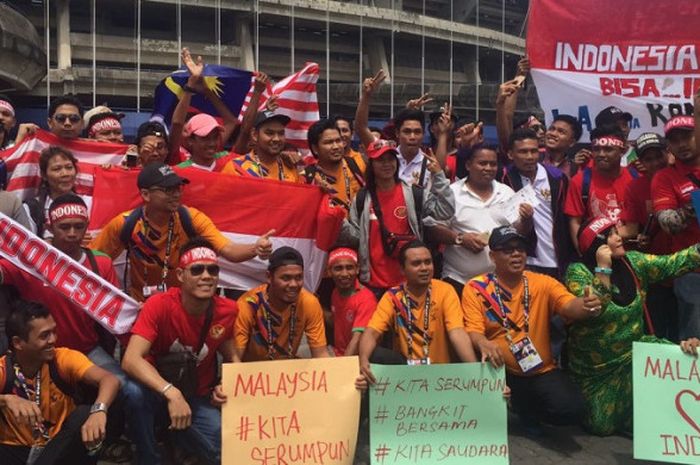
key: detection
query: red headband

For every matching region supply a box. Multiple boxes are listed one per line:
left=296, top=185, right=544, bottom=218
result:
left=328, top=247, right=358, bottom=265
left=578, top=217, right=616, bottom=254
left=0, top=100, right=14, bottom=117
left=592, top=136, right=624, bottom=148
left=89, top=117, right=121, bottom=137
left=49, top=203, right=88, bottom=224
left=179, top=247, right=218, bottom=268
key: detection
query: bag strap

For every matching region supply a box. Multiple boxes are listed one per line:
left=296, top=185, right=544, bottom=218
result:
left=176, top=205, right=196, bottom=239
left=195, top=303, right=214, bottom=357
left=82, top=248, right=100, bottom=276
left=417, top=157, right=428, bottom=188
left=687, top=173, right=700, bottom=189
left=581, top=167, right=592, bottom=216
left=119, top=207, right=143, bottom=247
left=354, top=187, right=368, bottom=220
left=344, top=156, right=366, bottom=186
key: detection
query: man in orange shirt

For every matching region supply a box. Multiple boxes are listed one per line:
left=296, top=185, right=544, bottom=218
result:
left=222, top=112, right=302, bottom=183
left=463, top=225, right=601, bottom=426
left=359, top=240, right=477, bottom=381
left=334, top=115, right=367, bottom=174
left=0, top=300, right=119, bottom=465
left=91, top=162, right=273, bottom=301
left=234, top=247, right=329, bottom=361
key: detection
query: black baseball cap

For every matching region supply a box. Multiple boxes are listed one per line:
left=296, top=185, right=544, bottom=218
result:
left=635, top=132, right=666, bottom=156
left=268, top=246, right=304, bottom=271
left=595, top=106, right=633, bottom=128
left=135, top=121, right=169, bottom=146
left=489, top=225, right=527, bottom=250
left=137, top=162, right=189, bottom=189
left=254, top=110, right=291, bottom=129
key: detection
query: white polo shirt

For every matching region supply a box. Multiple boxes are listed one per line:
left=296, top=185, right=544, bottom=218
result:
left=397, top=147, right=430, bottom=187
left=429, top=178, right=515, bottom=283
left=520, top=164, right=557, bottom=269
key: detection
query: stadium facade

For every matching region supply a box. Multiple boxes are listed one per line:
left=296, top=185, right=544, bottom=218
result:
left=1, top=0, right=538, bottom=123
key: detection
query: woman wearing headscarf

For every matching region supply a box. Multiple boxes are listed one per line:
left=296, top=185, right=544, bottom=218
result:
left=564, top=216, right=700, bottom=435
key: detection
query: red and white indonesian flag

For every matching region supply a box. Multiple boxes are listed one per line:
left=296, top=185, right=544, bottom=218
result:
left=238, top=62, right=320, bottom=153
left=527, top=0, right=700, bottom=140
left=1, top=130, right=129, bottom=200
left=89, top=168, right=344, bottom=291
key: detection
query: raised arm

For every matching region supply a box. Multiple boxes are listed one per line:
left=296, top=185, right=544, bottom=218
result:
left=168, top=48, right=202, bottom=162
left=232, top=72, right=270, bottom=154
left=355, top=70, right=386, bottom=147
left=495, top=57, right=529, bottom=152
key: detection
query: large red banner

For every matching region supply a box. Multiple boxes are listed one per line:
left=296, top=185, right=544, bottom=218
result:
left=527, top=0, right=700, bottom=139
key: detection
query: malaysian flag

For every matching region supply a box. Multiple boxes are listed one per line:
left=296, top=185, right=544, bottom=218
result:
left=239, top=63, right=320, bottom=153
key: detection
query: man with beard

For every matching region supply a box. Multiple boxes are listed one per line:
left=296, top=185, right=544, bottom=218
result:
left=304, top=118, right=363, bottom=211
left=463, top=226, right=601, bottom=427
left=222, top=111, right=302, bottom=182
left=233, top=247, right=329, bottom=361
left=653, top=105, right=700, bottom=340
left=565, top=126, right=634, bottom=252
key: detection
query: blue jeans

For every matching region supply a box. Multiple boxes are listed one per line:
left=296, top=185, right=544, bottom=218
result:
left=121, top=382, right=221, bottom=465
left=673, top=272, right=700, bottom=340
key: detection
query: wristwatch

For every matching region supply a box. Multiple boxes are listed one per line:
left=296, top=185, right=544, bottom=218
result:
left=454, top=233, right=464, bottom=245
left=90, top=403, right=108, bottom=415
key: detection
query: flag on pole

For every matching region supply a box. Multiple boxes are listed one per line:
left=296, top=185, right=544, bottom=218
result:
left=238, top=63, right=321, bottom=153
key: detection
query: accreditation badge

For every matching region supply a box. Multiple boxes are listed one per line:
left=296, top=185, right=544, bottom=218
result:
left=407, top=358, right=431, bottom=366
left=509, top=336, right=543, bottom=373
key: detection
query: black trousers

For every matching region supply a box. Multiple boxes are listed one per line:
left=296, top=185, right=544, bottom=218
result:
left=507, top=369, right=585, bottom=426
left=443, top=276, right=465, bottom=299
left=0, top=405, right=96, bottom=465
left=646, top=282, right=679, bottom=342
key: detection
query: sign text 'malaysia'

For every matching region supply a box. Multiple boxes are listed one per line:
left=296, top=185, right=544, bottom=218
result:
left=555, top=42, right=698, bottom=73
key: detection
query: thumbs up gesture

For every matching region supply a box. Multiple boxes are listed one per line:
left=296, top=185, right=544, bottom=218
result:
left=255, top=229, right=275, bottom=259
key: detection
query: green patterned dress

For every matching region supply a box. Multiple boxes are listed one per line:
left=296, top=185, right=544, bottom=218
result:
left=564, top=246, right=700, bottom=435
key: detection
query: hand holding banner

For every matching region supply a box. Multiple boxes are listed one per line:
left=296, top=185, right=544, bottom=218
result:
left=0, top=212, right=139, bottom=334
left=222, top=357, right=361, bottom=465
left=369, top=363, right=509, bottom=465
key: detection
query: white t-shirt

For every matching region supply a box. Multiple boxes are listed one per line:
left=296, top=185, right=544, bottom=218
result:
left=521, top=164, right=558, bottom=269
left=428, top=178, right=515, bottom=283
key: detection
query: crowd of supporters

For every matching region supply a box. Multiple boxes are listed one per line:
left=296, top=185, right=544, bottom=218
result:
left=0, top=50, right=699, bottom=465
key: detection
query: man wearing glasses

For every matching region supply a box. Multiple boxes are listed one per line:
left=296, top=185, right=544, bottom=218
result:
left=122, top=238, right=237, bottom=465
left=91, top=162, right=274, bottom=301
left=14, top=95, right=85, bottom=144
left=462, top=225, right=602, bottom=428
left=47, top=96, right=84, bottom=140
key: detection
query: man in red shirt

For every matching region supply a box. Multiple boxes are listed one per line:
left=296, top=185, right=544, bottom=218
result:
left=0, top=194, right=122, bottom=368
left=621, top=133, right=676, bottom=339
left=565, top=126, right=634, bottom=252
left=327, top=247, right=376, bottom=356
left=122, top=238, right=237, bottom=465
left=652, top=112, right=700, bottom=340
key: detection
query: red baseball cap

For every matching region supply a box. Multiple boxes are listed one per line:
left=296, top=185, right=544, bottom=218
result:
left=578, top=217, right=616, bottom=254
left=184, top=113, right=223, bottom=137
left=664, top=116, right=694, bottom=137
left=366, top=139, right=398, bottom=160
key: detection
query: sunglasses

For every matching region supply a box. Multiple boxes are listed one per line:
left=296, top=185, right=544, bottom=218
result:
left=493, top=245, right=527, bottom=255
left=53, top=114, right=82, bottom=124
left=188, top=264, right=220, bottom=276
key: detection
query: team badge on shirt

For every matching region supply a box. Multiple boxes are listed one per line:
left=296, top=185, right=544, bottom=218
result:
left=209, top=324, right=225, bottom=340
left=394, top=206, right=408, bottom=219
